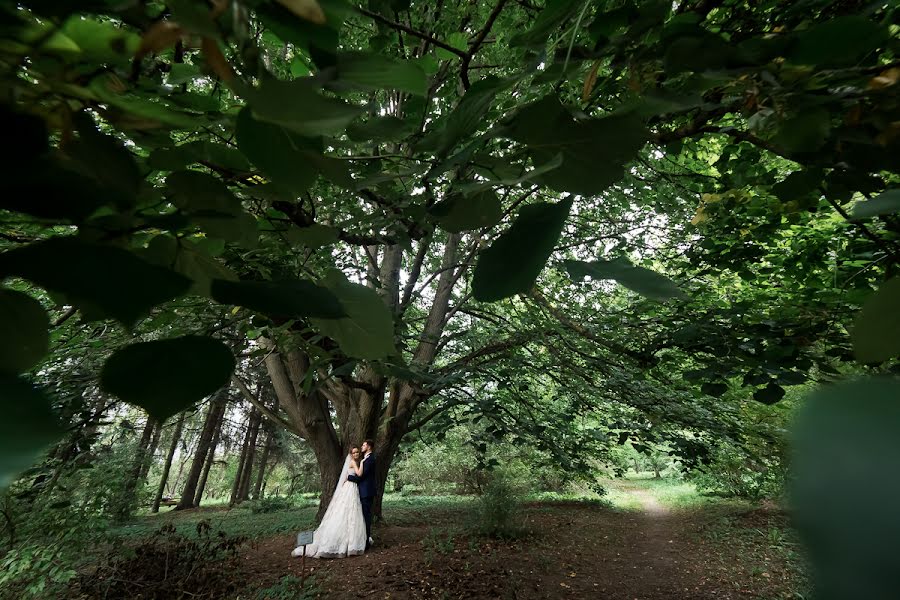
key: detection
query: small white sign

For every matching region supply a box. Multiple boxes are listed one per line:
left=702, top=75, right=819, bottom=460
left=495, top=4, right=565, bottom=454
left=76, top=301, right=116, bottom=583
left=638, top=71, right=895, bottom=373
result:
left=296, top=530, right=314, bottom=546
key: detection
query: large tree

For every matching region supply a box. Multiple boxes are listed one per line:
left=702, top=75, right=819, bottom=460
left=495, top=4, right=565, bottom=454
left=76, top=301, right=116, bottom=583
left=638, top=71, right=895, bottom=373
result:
left=2, top=0, right=898, bottom=515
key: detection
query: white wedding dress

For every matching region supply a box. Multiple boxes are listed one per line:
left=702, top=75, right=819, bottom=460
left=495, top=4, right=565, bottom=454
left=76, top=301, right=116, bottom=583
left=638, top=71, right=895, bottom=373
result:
left=292, top=454, right=366, bottom=559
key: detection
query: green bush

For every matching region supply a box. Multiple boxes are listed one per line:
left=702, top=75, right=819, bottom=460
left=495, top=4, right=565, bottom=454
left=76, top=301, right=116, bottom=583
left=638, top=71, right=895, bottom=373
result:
left=687, top=442, right=786, bottom=501
left=245, top=496, right=295, bottom=514
left=471, top=472, right=528, bottom=539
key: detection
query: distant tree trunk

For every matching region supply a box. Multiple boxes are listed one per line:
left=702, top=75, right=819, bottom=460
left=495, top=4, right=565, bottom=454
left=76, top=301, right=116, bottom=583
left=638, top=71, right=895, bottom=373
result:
left=252, top=434, right=272, bottom=500
left=229, top=414, right=254, bottom=506
left=140, top=422, right=162, bottom=481
left=151, top=413, right=185, bottom=513
left=117, top=416, right=158, bottom=520
left=238, top=411, right=261, bottom=502
left=194, top=401, right=225, bottom=506
left=176, top=393, right=227, bottom=510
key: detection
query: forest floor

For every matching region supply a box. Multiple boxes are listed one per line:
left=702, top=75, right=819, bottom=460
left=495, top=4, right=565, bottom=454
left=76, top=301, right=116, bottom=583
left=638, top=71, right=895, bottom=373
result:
left=219, top=478, right=809, bottom=600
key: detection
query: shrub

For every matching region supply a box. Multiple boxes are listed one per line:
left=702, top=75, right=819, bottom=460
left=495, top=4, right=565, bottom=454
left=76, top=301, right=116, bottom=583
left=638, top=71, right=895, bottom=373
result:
left=253, top=575, right=318, bottom=600
left=687, top=442, right=786, bottom=501
left=471, top=473, right=528, bottom=539
left=74, top=520, right=248, bottom=599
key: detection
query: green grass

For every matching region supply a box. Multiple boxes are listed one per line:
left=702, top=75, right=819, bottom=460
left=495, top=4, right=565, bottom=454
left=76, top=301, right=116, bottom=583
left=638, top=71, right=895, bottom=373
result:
left=116, top=504, right=318, bottom=539
left=601, top=476, right=753, bottom=511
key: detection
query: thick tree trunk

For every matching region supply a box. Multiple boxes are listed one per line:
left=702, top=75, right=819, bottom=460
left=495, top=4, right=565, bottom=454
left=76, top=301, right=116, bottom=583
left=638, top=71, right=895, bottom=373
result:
left=151, top=413, right=185, bottom=513
left=194, top=402, right=224, bottom=506
left=176, top=393, right=227, bottom=510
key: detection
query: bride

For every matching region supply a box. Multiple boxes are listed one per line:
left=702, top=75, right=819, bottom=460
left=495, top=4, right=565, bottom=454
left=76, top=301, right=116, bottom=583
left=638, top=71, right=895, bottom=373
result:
left=291, top=447, right=366, bottom=558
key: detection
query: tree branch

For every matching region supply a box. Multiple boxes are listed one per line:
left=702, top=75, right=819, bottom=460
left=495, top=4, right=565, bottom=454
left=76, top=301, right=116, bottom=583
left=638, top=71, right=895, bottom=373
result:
left=231, top=375, right=302, bottom=437
left=357, top=6, right=467, bottom=59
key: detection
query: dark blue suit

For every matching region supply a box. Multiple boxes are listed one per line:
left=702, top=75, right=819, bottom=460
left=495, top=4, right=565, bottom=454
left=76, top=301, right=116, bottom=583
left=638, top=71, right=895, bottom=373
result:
left=348, top=453, right=376, bottom=547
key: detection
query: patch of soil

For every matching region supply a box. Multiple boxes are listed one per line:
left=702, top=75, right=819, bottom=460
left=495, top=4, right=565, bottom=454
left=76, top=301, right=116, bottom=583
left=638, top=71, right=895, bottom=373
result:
left=240, top=498, right=805, bottom=600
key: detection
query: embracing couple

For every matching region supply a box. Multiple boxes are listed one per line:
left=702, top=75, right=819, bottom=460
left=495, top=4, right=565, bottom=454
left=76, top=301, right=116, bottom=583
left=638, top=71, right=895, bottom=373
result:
left=291, top=439, right=376, bottom=559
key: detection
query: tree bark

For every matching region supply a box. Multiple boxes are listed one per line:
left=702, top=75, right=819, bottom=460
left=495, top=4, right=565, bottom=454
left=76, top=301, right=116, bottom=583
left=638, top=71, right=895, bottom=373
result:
left=252, top=433, right=272, bottom=500
left=176, top=393, right=227, bottom=510
left=229, top=412, right=254, bottom=506
left=194, top=400, right=225, bottom=506
left=151, top=413, right=185, bottom=513
left=117, top=415, right=158, bottom=519
left=238, top=411, right=261, bottom=502
left=139, top=421, right=162, bottom=481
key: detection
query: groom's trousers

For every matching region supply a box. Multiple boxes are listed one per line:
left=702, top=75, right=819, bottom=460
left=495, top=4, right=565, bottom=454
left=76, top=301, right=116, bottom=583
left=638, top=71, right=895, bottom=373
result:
left=360, top=496, right=373, bottom=543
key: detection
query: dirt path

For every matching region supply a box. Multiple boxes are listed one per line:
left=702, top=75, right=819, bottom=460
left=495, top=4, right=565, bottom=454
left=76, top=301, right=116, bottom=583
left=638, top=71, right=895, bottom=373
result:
left=239, top=492, right=800, bottom=599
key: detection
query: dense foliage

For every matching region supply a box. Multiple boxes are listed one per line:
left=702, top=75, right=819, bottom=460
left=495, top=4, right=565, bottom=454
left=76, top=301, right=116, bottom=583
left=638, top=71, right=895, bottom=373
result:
left=1, top=0, right=899, bottom=596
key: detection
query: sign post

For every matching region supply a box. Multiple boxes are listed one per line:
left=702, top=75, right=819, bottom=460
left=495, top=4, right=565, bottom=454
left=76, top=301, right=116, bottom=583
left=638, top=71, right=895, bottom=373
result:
left=296, top=530, right=314, bottom=588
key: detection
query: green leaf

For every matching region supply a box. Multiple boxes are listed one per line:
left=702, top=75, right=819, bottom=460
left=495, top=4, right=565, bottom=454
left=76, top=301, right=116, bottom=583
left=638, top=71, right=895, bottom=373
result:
left=0, top=375, right=62, bottom=488
left=754, top=383, right=785, bottom=405
left=166, top=170, right=241, bottom=215
left=69, top=111, right=141, bottom=206
left=852, top=189, right=900, bottom=219
left=701, top=382, right=728, bottom=397
left=211, top=279, right=346, bottom=319
left=0, top=237, right=191, bottom=326
left=149, top=141, right=252, bottom=173
left=510, top=0, right=583, bottom=47
left=789, top=16, right=890, bottom=67
left=505, top=96, right=648, bottom=195
left=663, top=32, right=733, bottom=73
left=435, top=32, right=467, bottom=60
left=853, top=277, right=900, bottom=363
left=173, top=241, right=238, bottom=296
left=284, top=224, right=340, bottom=248
left=346, top=115, right=417, bottom=142
left=791, top=377, right=900, bottom=599
left=57, top=15, right=140, bottom=64
left=429, top=190, right=503, bottom=233
left=101, top=336, right=235, bottom=421
left=473, top=198, right=573, bottom=302
left=237, top=76, right=364, bottom=137
left=772, top=108, right=831, bottom=154
left=563, top=258, right=686, bottom=300
left=419, top=76, right=510, bottom=156
left=334, top=52, right=427, bottom=96
left=310, top=270, right=396, bottom=359
left=0, top=289, right=49, bottom=375
left=235, top=107, right=320, bottom=195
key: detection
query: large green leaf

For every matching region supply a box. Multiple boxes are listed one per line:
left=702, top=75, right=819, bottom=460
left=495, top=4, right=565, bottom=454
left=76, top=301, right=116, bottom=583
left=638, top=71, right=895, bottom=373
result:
left=346, top=115, right=416, bottom=142
left=789, top=16, right=890, bottom=67
left=211, top=279, right=346, bottom=319
left=510, top=0, right=583, bottom=47
left=0, top=375, right=62, bottom=488
left=235, top=107, right=320, bottom=195
left=563, top=258, right=685, bottom=300
left=0, top=237, right=191, bottom=326
left=69, top=111, right=141, bottom=207
left=166, top=170, right=241, bottom=215
left=284, top=224, right=340, bottom=248
left=852, top=277, right=900, bottom=363
left=149, top=141, right=252, bottom=173
left=505, top=96, right=648, bottom=195
left=419, top=76, right=510, bottom=156
left=473, top=198, right=573, bottom=302
left=100, top=336, right=235, bottom=421
left=791, top=377, right=900, bottom=599
left=238, top=77, right=364, bottom=137
left=429, top=190, right=503, bottom=233
left=852, top=189, right=900, bottom=219
left=0, top=288, right=49, bottom=375
left=334, top=52, right=427, bottom=96
left=310, top=270, right=396, bottom=360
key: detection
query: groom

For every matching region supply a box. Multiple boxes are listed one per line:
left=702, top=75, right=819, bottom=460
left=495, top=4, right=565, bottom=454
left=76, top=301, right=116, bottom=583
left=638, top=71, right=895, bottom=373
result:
left=348, top=438, right=376, bottom=550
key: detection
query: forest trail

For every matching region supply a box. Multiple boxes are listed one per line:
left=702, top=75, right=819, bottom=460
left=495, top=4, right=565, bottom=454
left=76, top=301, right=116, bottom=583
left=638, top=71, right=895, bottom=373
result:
left=240, top=493, right=800, bottom=599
